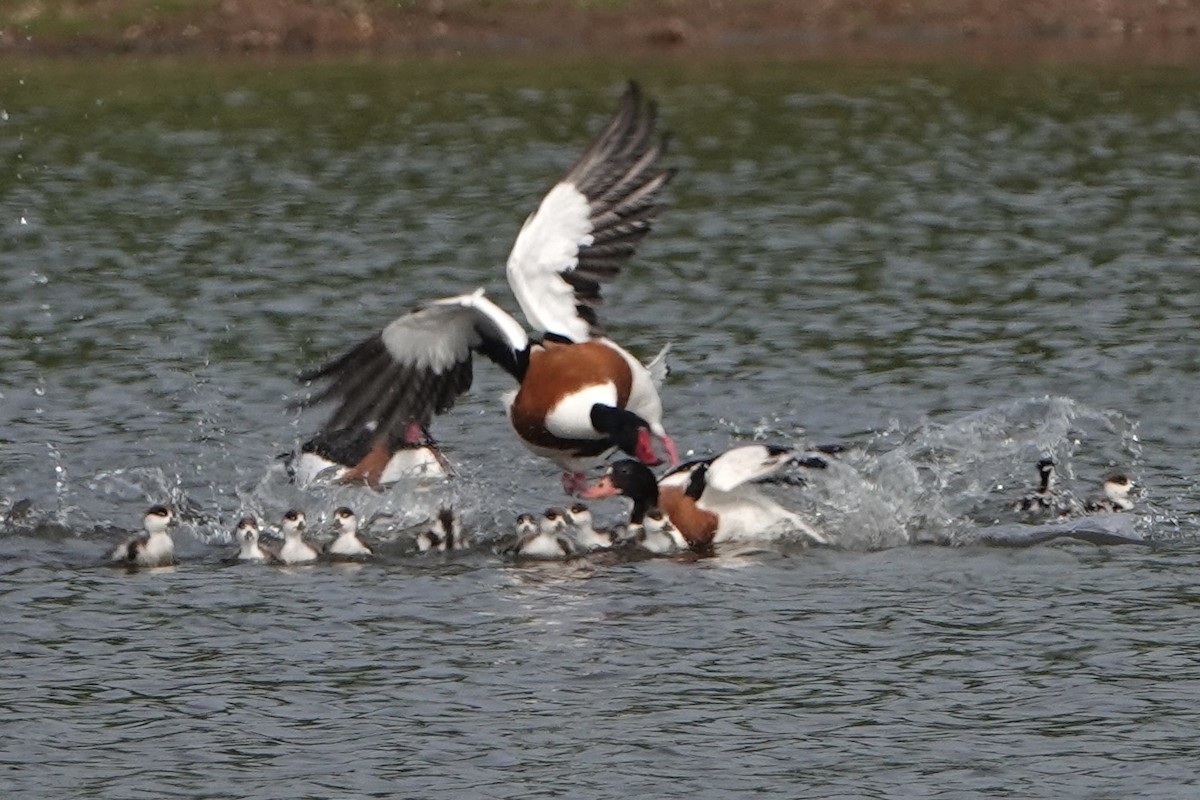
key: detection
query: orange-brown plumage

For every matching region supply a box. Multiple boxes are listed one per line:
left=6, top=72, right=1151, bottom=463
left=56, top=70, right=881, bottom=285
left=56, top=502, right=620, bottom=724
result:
left=658, top=485, right=719, bottom=548
left=508, top=340, right=634, bottom=450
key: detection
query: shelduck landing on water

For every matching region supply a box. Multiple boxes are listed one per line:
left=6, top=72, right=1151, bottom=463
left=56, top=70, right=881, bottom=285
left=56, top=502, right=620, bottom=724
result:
left=293, top=82, right=679, bottom=495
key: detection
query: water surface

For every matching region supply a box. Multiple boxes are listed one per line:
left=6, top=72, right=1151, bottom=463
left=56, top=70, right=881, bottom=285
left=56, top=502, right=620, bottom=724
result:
left=2, top=60, right=1199, bottom=798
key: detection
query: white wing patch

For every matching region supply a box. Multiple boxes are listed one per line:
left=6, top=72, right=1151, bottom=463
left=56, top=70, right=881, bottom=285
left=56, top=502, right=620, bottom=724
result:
left=705, top=445, right=795, bottom=493
left=506, top=182, right=593, bottom=342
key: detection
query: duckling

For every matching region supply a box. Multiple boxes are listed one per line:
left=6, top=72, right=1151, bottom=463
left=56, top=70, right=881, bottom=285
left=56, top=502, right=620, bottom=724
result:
left=1016, top=457, right=1077, bottom=517
left=229, top=516, right=271, bottom=562
left=633, top=506, right=688, bottom=555
left=510, top=508, right=580, bottom=560
left=1084, top=473, right=1136, bottom=513
left=564, top=502, right=618, bottom=551
left=109, top=505, right=176, bottom=568
left=324, top=506, right=373, bottom=558
left=275, top=509, right=319, bottom=564
left=416, top=508, right=470, bottom=552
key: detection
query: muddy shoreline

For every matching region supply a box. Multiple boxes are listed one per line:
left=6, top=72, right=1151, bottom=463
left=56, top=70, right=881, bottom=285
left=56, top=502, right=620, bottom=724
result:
left=4, top=1, right=1200, bottom=63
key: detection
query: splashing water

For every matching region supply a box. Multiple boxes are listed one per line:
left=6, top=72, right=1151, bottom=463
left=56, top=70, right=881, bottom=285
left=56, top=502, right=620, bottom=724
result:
left=0, top=395, right=1184, bottom=556
left=787, top=396, right=1160, bottom=549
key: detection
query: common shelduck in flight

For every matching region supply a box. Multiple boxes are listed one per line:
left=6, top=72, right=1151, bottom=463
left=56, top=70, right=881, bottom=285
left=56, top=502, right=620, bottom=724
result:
left=293, top=82, right=679, bottom=494
left=581, top=444, right=830, bottom=549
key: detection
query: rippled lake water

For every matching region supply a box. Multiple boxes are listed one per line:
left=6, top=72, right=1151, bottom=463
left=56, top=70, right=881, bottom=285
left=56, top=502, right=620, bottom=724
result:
left=3, top=60, right=1200, bottom=798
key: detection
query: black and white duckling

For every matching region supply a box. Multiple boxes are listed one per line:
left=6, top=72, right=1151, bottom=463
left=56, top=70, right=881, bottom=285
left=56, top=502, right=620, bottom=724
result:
left=275, top=509, right=319, bottom=564
left=633, top=506, right=689, bottom=555
left=564, top=503, right=619, bottom=551
left=1016, top=457, right=1076, bottom=517
left=416, top=508, right=470, bottom=552
left=1084, top=473, right=1136, bottom=513
left=514, top=512, right=538, bottom=538
left=109, top=505, right=176, bottom=567
left=325, top=506, right=373, bottom=558
left=510, top=508, right=580, bottom=560
left=229, top=516, right=271, bottom=562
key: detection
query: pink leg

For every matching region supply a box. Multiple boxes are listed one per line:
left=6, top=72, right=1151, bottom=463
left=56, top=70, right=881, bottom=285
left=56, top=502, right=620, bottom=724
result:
left=403, top=422, right=425, bottom=445
left=561, top=471, right=589, bottom=496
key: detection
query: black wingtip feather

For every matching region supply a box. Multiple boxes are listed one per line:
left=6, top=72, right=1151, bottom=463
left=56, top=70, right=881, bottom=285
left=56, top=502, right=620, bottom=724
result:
left=555, top=82, right=672, bottom=336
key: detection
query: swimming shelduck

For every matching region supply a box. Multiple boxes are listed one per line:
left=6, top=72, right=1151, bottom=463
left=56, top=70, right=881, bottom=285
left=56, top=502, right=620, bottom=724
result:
left=230, top=516, right=271, bottom=562
left=109, top=505, right=176, bottom=568
left=275, top=509, right=319, bottom=564
left=509, top=508, right=581, bottom=560
left=634, top=506, right=689, bottom=554
left=325, top=506, right=373, bottom=558
left=564, top=502, right=619, bottom=550
left=582, top=444, right=830, bottom=549
left=1084, top=473, right=1136, bottom=513
left=416, top=508, right=470, bottom=552
left=515, top=512, right=538, bottom=538
left=286, top=426, right=451, bottom=489
left=293, top=82, right=679, bottom=495
left=1016, top=457, right=1077, bottom=518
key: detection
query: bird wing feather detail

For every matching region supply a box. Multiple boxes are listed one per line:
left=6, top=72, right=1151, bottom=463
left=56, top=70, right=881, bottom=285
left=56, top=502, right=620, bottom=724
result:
left=296, top=290, right=528, bottom=442
left=506, top=81, right=673, bottom=341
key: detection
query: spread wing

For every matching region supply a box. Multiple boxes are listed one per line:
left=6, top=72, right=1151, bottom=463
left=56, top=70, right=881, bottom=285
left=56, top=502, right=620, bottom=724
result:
left=294, top=290, right=529, bottom=441
left=506, top=81, right=674, bottom=342
left=705, top=445, right=796, bottom=493
left=660, top=445, right=798, bottom=495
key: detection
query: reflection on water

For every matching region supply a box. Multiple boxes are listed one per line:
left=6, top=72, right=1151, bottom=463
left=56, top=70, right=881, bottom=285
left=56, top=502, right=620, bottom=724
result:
left=2, top=61, right=1200, bottom=799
